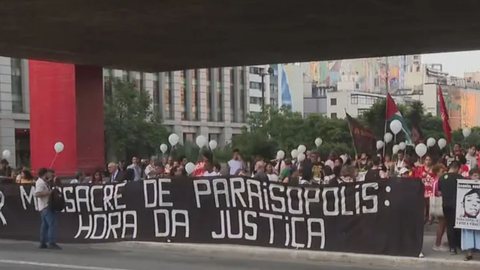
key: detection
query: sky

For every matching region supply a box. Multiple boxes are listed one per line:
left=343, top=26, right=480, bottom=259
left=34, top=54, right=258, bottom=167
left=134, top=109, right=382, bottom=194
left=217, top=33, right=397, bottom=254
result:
left=422, top=50, right=480, bottom=77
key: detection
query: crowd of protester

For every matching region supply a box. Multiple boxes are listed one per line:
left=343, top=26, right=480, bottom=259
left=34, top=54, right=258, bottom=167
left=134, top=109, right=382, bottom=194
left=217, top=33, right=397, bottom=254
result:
left=2, top=143, right=479, bottom=259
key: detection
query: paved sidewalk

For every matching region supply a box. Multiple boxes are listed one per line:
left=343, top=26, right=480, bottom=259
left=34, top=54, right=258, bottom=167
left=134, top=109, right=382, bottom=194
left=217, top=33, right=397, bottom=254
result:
left=421, top=223, right=477, bottom=261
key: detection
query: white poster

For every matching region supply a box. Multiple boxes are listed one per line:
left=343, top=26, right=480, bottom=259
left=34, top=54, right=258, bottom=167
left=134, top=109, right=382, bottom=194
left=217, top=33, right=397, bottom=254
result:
left=455, top=179, right=480, bottom=230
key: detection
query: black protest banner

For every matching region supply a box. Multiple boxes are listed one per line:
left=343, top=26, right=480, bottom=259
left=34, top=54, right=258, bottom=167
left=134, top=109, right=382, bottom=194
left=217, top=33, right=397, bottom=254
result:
left=0, top=177, right=424, bottom=257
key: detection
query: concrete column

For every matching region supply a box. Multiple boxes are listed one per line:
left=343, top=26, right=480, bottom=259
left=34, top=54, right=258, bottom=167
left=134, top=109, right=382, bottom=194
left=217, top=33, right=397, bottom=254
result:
left=172, top=71, right=182, bottom=122
left=158, top=72, right=165, bottom=119
left=198, top=69, right=208, bottom=123
left=242, top=67, right=249, bottom=122
left=21, top=59, right=30, bottom=114
left=232, top=67, right=240, bottom=123
left=29, top=61, right=105, bottom=175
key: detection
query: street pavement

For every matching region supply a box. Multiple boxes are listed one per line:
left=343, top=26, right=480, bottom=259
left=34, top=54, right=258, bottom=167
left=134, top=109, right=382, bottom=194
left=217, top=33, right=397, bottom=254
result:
left=0, top=224, right=476, bottom=270
left=0, top=237, right=477, bottom=270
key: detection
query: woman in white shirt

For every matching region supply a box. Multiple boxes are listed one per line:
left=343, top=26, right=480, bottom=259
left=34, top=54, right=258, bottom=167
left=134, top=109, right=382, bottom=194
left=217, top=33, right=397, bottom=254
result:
left=266, top=163, right=279, bottom=182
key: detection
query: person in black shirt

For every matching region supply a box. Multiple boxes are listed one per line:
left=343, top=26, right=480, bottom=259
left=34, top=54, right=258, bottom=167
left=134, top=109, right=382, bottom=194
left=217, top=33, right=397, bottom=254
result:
left=365, top=156, right=382, bottom=181
left=438, top=161, right=462, bottom=254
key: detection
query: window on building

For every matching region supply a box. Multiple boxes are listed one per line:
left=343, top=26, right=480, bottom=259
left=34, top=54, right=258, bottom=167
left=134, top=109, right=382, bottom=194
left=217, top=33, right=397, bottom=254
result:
left=153, top=73, right=160, bottom=113
left=183, top=133, right=195, bottom=143
left=331, top=113, right=337, bottom=119
left=180, top=70, right=187, bottom=120
left=355, top=83, right=359, bottom=89
left=351, top=96, right=358, bottom=104
left=192, top=70, right=200, bottom=121
left=217, top=71, right=224, bottom=122
left=249, top=82, right=262, bottom=89
left=164, top=72, right=174, bottom=119
left=230, top=69, right=236, bottom=122
left=249, top=67, right=261, bottom=74
left=207, top=68, right=214, bottom=121
left=209, top=133, right=220, bottom=142
left=330, top=98, right=337, bottom=106
left=239, top=68, right=246, bottom=122
left=11, top=58, right=23, bottom=113
left=104, top=69, right=113, bottom=102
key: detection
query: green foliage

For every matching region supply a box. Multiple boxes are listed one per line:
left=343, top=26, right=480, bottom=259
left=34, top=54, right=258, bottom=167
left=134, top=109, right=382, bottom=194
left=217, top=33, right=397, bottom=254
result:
left=235, top=102, right=480, bottom=162
left=105, top=79, right=168, bottom=161
left=232, top=106, right=354, bottom=161
left=452, top=127, right=480, bottom=148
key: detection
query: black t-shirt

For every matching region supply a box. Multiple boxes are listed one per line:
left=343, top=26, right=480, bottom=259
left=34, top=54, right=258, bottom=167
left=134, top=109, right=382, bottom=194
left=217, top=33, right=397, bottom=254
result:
left=439, top=173, right=462, bottom=208
left=365, top=168, right=381, bottom=182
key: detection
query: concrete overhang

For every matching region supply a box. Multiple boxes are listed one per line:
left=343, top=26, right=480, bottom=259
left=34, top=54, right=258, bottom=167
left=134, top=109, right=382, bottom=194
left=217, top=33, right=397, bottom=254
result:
left=1, top=0, right=479, bottom=71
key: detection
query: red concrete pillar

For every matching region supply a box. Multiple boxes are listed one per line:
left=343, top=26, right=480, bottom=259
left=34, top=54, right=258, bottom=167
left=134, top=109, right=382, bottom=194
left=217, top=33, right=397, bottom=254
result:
left=29, top=61, right=105, bottom=176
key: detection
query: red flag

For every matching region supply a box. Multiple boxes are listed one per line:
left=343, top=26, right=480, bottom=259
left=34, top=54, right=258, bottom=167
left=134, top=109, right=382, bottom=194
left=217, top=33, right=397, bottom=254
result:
left=346, top=113, right=376, bottom=155
left=438, top=86, right=452, bottom=143
left=386, top=93, right=399, bottom=120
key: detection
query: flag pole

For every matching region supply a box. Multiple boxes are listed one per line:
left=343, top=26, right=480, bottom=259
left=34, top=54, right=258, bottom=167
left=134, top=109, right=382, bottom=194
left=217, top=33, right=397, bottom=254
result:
left=383, top=57, right=389, bottom=158
left=345, top=108, right=359, bottom=158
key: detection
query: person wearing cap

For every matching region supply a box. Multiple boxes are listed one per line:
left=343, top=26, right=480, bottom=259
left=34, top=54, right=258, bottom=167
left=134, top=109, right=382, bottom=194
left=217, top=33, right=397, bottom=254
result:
left=399, top=167, right=410, bottom=177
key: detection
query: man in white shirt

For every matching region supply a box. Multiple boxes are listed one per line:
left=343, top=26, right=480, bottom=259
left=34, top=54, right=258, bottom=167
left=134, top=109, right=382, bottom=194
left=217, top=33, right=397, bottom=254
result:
left=466, top=145, right=478, bottom=170
left=144, top=158, right=157, bottom=179
left=228, top=149, right=244, bottom=175
left=127, top=156, right=142, bottom=181
left=34, top=168, right=61, bottom=249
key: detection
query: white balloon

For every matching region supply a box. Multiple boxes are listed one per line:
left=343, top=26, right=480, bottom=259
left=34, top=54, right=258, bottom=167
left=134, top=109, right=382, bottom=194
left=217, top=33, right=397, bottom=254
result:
left=168, top=133, right=179, bottom=146
left=376, top=140, right=384, bottom=150
left=185, top=162, right=195, bottom=175
left=314, top=138, right=323, bottom=147
left=297, top=153, right=306, bottom=162
left=438, top=138, right=447, bottom=150
left=389, top=120, right=402, bottom=135
left=384, top=133, right=393, bottom=143
left=392, top=145, right=400, bottom=154
left=195, top=135, right=207, bottom=148
left=276, top=150, right=285, bottom=160
left=160, top=144, right=168, bottom=153
left=2, top=150, right=11, bottom=159
left=415, top=143, right=427, bottom=158
left=208, top=140, right=218, bottom=150
left=54, top=142, right=64, bottom=153
left=426, top=137, right=436, bottom=148
left=463, top=127, right=472, bottom=138
left=297, top=145, right=307, bottom=154
left=291, top=149, right=299, bottom=159
left=398, top=142, right=406, bottom=150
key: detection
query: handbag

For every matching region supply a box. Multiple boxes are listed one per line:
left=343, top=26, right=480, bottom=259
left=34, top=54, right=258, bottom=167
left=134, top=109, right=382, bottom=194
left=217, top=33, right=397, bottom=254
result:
left=429, top=196, right=444, bottom=218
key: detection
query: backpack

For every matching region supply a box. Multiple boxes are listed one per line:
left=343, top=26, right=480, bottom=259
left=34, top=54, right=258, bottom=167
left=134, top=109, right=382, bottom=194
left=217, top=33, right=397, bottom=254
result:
left=49, top=188, right=66, bottom=212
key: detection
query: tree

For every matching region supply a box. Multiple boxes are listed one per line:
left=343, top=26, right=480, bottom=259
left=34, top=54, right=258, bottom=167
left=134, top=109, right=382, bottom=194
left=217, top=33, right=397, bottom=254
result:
left=104, top=79, right=168, bottom=161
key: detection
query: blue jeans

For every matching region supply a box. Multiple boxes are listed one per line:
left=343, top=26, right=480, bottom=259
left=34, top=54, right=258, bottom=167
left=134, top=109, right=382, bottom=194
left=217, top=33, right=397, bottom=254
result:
left=40, top=208, right=57, bottom=245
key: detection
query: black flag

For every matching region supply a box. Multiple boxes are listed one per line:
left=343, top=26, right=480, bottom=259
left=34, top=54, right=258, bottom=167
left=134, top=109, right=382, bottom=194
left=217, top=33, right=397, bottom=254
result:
left=346, top=113, right=377, bottom=155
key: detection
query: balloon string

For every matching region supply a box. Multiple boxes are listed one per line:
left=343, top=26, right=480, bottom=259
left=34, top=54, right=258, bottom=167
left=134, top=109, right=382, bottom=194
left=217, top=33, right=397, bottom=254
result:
left=49, top=153, right=58, bottom=168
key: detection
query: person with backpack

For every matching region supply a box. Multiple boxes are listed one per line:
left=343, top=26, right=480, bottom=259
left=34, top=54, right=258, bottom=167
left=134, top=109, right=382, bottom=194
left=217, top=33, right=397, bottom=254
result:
left=34, top=168, right=62, bottom=249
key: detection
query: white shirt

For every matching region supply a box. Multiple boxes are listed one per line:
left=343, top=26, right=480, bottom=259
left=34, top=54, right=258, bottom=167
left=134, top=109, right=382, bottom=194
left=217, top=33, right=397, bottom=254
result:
left=35, top=178, right=50, bottom=211
left=228, top=160, right=243, bottom=175
left=267, top=173, right=279, bottom=182
left=325, top=160, right=334, bottom=170
left=145, top=164, right=155, bottom=178
left=127, top=164, right=142, bottom=181
left=203, top=171, right=221, bottom=177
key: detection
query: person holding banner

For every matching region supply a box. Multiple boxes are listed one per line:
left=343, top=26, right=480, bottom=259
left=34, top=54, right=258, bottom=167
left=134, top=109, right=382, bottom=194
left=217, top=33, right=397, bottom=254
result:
left=461, top=169, right=480, bottom=261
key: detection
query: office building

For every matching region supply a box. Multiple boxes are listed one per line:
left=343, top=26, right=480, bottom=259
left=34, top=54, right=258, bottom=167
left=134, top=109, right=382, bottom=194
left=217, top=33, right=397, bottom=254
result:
left=104, top=67, right=250, bottom=146
left=0, top=57, right=30, bottom=168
